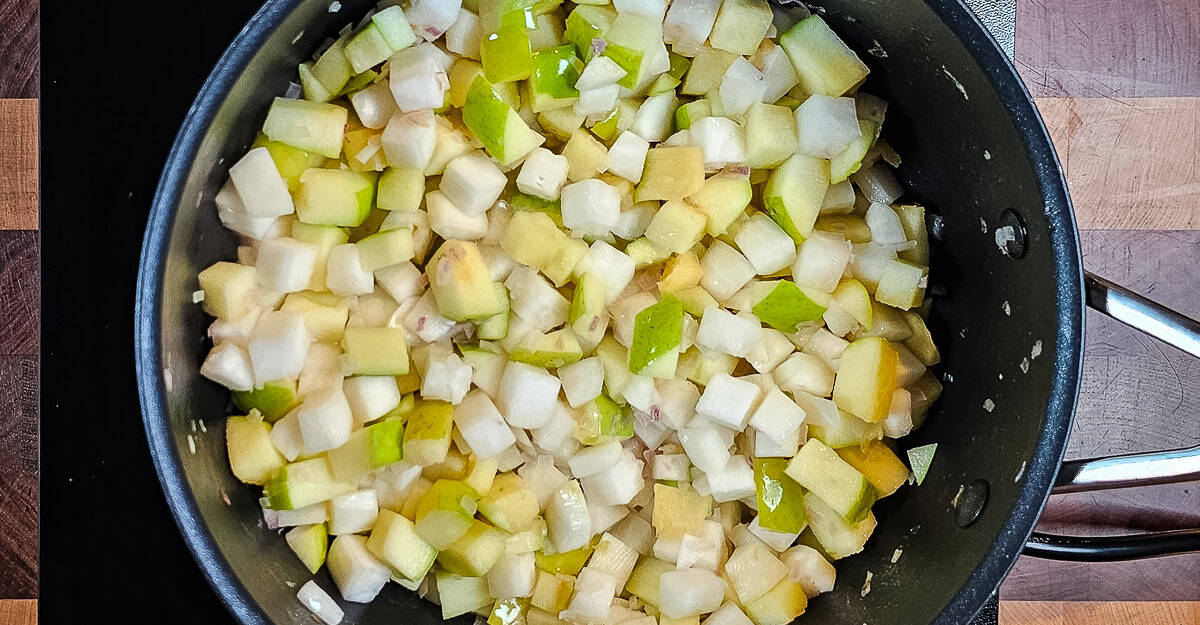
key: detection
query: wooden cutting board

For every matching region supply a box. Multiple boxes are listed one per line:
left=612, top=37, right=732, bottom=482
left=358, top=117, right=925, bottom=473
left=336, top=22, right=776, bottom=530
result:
left=1, top=0, right=1197, bottom=623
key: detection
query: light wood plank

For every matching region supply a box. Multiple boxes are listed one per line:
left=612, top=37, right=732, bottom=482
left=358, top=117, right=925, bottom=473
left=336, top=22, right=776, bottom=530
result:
left=1036, top=97, right=1200, bottom=230
left=0, top=600, right=35, bottom=625
left=1001, top=602, right=1200, bottom=625
left=0, top=99, right=37, bottom=229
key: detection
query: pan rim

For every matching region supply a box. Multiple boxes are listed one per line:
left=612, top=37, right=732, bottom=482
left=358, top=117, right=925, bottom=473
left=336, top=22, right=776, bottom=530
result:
left=133, top=1, right=1086, bottom=624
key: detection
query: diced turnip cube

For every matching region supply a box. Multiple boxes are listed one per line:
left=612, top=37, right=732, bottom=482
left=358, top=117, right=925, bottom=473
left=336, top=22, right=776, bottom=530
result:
left=247, top=310, right=311, bottom=384
left=606, top=131, right=650, bottom=183
left=747, top=387, right=806, bottom=445
left=613, top=0, right=667, bottom=19
left=422, top=351, right=472, bottom=404
left=747, top=515, right=799, bottom=552
left=700, top=241, right=755, bottom=301
left=560, top=357, right=605, bottom=408
left=590, top=503, right=629, bottom=537
left=653, top=454, right=691, bottom=481
left=389, top=55, right=449, bottom=112
left=690, top=117, right=746, bottom=171
left=720, top=58, right=766, bottom=117
left=621, top=375, right=661, bottom=413
left=561, top=179, right=621, bottom=239
left=792, top=231, right=851, bottom=293
left=794, top=95, right=861, bottom=158
left=563, top=567, right=618, bottom=622
left=427, top=190, right=489, bottom=240
left=733, top=214, right=797, bottom=275
left=852, top=162, right=905, bottom=205
left=200, top=342, right=255, bottom=391
left=631, top=91, right=677, bottom=143
left=576, top=56, right=628, bottom=91
left=580, top=450, right=644, bottom=505
left=706, top=455, right=756, bottom=502
left=866, top=202, right=908, bottom=244
left=518, top=454, right=570, bottom=511
left=704, top=603, right=754, bottom=625
left=402, top=292, right=456, bottom=343
left=658, top=568, right=726, bottom=618
left=780, top=545, right=837, bottom=597
left=441, top=151, right=507, bottom=216
left=883, top=388, right=914, bottom=438
left=752, top=426, right=800, bottom=458
left=208, top=306, right=263, bottom=346
left=663, top=0, right=721, bottom=56
left=229, top=147, right=295, bottom=218
left=445, top=8, right=481, bottom=58
left=455, top=388, right=517, bottom=459
left=800, top=329, right=849, bottom=370
left=657, top=377, right=700, bottom=429
left=343, top=375, right=401, bottom=425
left=568, top=441, right=624, bottom=478
left=257, top=237, right=319, bottom=293
left=374, top=261, right=423, bottom=303
left=327, top=535, right=390, bottom=603
left=325, top=244, right=375, bottom=296
left=678, top=423, right=734, bottom=473
left=406, top=0, right=462, bottom=42
left=675, top=519, right=723, bottom=571
left=575, top=85, right=621, bottom=118
left=216, top=181, right=278, bottom=240
left=498, top=361, right=562, bottom=428
left=695, top=373, right=761, bottom=431
left=611, top=202, right=655, bottom=241
left=756, top=45, right=799, bottom=104
left=745, top=329, right=793, bottom=374
left=532, top=401, right=582, bottom=463
left=488, top=552, right=537, bottom=598
left=506, top=266, right=569, bottom=332
left=350, top=81, right=398, bottom=130
left=297, top=580, right=344, bottom=625
left=773, top=352, right=835, bottom=397
left=516, top=147, right=570, bottom=201
left=298, top=386, right=354, bottom=454
left=574, top=241, right=635, bottom=305
left=382, top=110, right=438, bottom=170
left=329, top=489, right=380, bottom=535
left=697, top=307, right=763, bottom=359
left=269, top=409, right=304, bottom=461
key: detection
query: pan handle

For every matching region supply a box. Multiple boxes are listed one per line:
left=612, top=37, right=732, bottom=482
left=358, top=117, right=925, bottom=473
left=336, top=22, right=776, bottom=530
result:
left=1023, top=272, right=1200, bottom=561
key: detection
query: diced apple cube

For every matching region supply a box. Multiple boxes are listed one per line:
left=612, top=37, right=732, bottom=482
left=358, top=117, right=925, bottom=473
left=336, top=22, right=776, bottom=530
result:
left=561, top=179, right=621, bottom=238
left=635, top=147, right=706, bottom=202
left=517, top=147, right=570, bottom=201
left=644, top=200, right=708, bottom=255
left=700, top=241, right=755, bottom=301
left=774, top=352, right=835, bottom=397
left=455, top=388, right=518, bottom=459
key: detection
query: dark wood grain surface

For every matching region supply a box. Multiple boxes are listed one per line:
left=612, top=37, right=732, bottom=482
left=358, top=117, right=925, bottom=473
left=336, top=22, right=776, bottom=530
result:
left=0, top=354, right=38, bottom=599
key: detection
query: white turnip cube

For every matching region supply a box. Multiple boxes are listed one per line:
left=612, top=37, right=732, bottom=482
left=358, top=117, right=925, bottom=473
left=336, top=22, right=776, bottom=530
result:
left=561, top=179, right=621, bottom=239
left=791, top=231, right=851, bottom=293
left=229, top=147, right=294, bottom=218
left=745, top=328, right=793, bottom=374
left=690, top=117, right=746, bottom=171
left=753, top=426, right=801, bottom=458
left=247, top=310, right=311, bottom=384
left=568, top=440, right=623, bottom=478
left=700, top=241, right=755, bottom=301
left=678, top=424, right=733, bottom=473
left=326, top=244, right=375, bottom=296
left=589, top=503, right=629, bottom=537
left=574, top=241, right=635, bottom=305
left=269, top=409, right=304, bottom=461
left=612, top=202, right=656, bottom=240
left=696, top=373, right=761, bottom=431
left=580, top=450, right=644, bottom=505
left=704, top=603, right=754, bottom=625
left=488, top=552, right=536, bottom=598
left=697, top=307, right=763, bottom=359
left=427, top=190, right=489, bottom=240
left=200, top=342, right=255, bottom=391
left=374, top=261, right=423, bottom=303
left=576, top=56, right=628, bottom=91
left=574, top=85, right=621, bottom=119
left=747, top=388, right=805, bottom=445
left=706, top=455, right=756, bottom=503
left=402, top=292, right=456, bottom=342
left=883, top=388, right=914, bottom=438
left=441, top=151, right=508, bottom=216
left=256, top=237, right=319, bottom=293
left=445, top=8, right=481, bottom=58
left=559, top=357, right=605, bottom=408
left=800, top=328, right=849, bottom=369
left=773, top=352, right=835, bottom=397
left=406, top=0, right=461, bottom=41
left=606, top=131, right=650, bottom=183
left=757, top=45, right=799, bottom=104
left=421, top=351, right=472, bottom=404
left=531, top=401, right=582, bottom=463
left=298, top=386, right=354, bottom=454
left=658, top=568, right=725, bottom=619
left=498, top=361, right=561, bottom=428
left=631, top=91, right=677, bottom=143
left=794, top=95, right=861, bottom=158
left=516, top=147, right=570, bottom=201
left=518, top=454, right=570, bottom=510
left=297, top=580, right=344, bottom=625
left=621, top=374, right=661, bottom=413
left=747, top=516, right=799, bottom=552
left=613, top=0, right=667, bottom=20
left=506, top=266, right=569, bottom=332
left=389, top=55, right=448, bottom=112
left=216, top=180, right=278, bottom=240
left=329, top=490, right=380, bottom=535
left=780, top=545, right=837, bottom=597
left=719, top=58, right=766, bottom=117
left=208, top=307, right=263, bottom=346
left=454, top=388, right=517, bottom=459
left=350, top=81, right=398, bottom=129
left=733, top=214, right=796, bottom=275
left=865, top=202, right=907, bottom=244
left=663, top=0, right=720, bottom=56
left=656, top=377, right=700, bottom=429
left=563, top=567, right=618, bottom=622
left=327, top=535, right=390, bottom=603
left=382, top=110, right=437, bottom=170
left=343, top=375, right=401, bottom=425
left=653, top=454, right=691, bottom=481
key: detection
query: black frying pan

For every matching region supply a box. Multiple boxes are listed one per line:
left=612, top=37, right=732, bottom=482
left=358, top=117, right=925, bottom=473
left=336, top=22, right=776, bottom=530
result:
left=133, top=1, right=1200, bottom=623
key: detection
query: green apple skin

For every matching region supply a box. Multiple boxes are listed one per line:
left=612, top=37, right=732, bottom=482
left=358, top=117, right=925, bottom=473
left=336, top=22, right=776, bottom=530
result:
left=628, top=296, right=684, bottom=374
left=752, top=280, right=828, bottom=332
left=232, top=378, right=300, bottom=422
left=529, top=45, right=582, bottom=112
left=482, top=25, right=534, bottom=84
left=754, top=458, right=807, bottom=533
left=763, top=153, right=829, bottom=244
left=564, top=5, right=616, bottom=61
